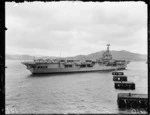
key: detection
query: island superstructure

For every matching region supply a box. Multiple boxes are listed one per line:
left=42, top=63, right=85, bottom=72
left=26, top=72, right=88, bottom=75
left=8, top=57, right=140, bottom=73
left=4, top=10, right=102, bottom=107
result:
left=22, top=44, right=130, bottom=74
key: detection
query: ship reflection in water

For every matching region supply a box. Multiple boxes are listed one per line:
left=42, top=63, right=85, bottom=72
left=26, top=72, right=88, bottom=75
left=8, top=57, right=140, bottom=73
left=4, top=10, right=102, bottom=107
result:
left=6, top=59, right=147, bottom=114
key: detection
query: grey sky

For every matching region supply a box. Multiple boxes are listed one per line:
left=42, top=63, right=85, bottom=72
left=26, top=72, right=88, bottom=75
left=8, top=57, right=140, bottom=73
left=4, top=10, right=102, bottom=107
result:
left=6, top=1, right=147, bottom=57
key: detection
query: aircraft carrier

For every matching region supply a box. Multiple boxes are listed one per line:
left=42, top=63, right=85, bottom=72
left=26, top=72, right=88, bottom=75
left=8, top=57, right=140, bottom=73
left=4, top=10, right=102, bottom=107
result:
left=22, top=44, right=130, bottom=74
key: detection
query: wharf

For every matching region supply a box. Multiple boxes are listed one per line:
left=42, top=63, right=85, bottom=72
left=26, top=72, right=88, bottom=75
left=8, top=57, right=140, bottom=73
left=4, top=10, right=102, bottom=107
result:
left=117, top=93, right=148, bottom=110
left=112, top=72, right=124, bottom=75
left=114, top=81, right=135, bottom=89
left=113, top=75, right=127, bottom=81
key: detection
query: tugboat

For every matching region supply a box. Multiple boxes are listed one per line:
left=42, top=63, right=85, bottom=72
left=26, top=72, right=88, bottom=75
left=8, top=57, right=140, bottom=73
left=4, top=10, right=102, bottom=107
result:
left=22, top=44, right=130, bottom=74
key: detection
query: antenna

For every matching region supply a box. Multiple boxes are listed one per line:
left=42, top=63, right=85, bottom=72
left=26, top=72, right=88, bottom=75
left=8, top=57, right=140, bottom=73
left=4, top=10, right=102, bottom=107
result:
left=59, top=52, right=61, bottom=58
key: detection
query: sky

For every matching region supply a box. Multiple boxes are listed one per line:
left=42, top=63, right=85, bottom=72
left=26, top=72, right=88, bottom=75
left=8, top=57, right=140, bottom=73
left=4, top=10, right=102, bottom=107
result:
left=6, top=1, right=147, bottom=57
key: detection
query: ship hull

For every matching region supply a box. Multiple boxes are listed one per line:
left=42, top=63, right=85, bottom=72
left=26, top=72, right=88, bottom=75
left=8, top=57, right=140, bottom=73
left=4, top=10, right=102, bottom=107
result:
left=26, top=64, right=126, bottom=74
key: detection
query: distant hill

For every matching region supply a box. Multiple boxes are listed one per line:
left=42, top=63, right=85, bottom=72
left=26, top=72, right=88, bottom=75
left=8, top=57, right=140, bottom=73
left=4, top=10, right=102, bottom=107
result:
left=5, top=54, right=56, bottom=60
left=66, top=50, right=147, bottom=62
left=6, top=54, right=34, bottom=60
left=6, top=50, right=147, bottom=62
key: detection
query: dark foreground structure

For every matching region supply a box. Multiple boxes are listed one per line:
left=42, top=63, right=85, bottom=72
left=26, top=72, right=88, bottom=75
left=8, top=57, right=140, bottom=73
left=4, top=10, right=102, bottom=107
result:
left=114, top=81, right=135, bottom=90
left=113, top=75, right=127, bottom=81
left=117, top=93, right=148, bottom=111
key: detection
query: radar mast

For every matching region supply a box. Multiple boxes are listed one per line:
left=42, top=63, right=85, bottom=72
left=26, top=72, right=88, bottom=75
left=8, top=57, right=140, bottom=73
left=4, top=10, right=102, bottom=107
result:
left=107, top=44, right=110, bottom=52
left=102, top=44, right=112, bottom=60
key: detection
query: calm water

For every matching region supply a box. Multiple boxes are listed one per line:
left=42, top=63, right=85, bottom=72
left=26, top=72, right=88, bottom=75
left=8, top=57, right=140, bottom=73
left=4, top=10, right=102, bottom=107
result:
left=6, top=60, right=148, bottom=114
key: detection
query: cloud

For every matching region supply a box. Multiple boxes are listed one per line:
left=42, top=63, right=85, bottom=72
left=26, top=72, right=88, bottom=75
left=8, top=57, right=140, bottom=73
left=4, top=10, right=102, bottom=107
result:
left=6, top=1, right=147, bottom=56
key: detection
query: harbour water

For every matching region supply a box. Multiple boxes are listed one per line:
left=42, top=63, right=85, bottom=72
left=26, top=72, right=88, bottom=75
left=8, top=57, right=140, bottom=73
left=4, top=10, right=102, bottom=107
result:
left=6, top=60, right=148, bottom=114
